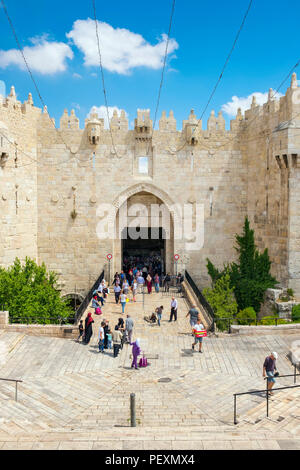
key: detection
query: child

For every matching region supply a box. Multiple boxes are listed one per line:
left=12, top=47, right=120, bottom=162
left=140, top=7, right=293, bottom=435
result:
left=77, top=320, right=84, bottom=342
left=107, top=331, right=113, bottom=349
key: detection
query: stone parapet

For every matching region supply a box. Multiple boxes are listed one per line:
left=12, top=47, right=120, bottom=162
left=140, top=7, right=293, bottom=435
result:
left=231, top=323, right=300, bottom=335
left=0, top=311, right=77, bottom=339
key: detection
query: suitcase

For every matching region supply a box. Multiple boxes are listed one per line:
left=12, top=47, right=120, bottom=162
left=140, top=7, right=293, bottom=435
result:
left=139, top=354, right=148, bottom=367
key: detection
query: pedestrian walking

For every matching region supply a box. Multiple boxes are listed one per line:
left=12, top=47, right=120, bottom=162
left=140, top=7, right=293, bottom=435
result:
left=131, top=338, right=141, bottom=370
left=131, top=279, right=138, bottom=302
left=155, top=305, right=164, bottom=326
left=77, top=320, right=84, bottom=342
left=98, top=321, right=105, bottom=353
left=137, top=274, right=145, bottom=294
left=112, top=326, right=123, bottom=358
left=154, top=273, right=160, bottom=293
left=164, top=273, right=171, bottom=292
left=125, top=314, right=134, bottom=344
left=192, top=319, right=206, bottom=353
left=186, top=305, right=199, bottom=332
left=263, top=352, right=278, bottom=396
left=83, top=312, right=94, bottom=344
left=114, top=284, right=121, bottom=304
left=103, top=320, right=110, bottom=349
left=146, top=274, right=152, bottom=294
left=169, top=297, right=178, bottom=322
left=120, top=291, right=128, bottom=314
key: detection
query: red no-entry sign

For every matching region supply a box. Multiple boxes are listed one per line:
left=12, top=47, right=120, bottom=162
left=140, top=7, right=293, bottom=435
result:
left=174, top=254, right=180, bottom=261
left=107, top=254, right=113, bottom=260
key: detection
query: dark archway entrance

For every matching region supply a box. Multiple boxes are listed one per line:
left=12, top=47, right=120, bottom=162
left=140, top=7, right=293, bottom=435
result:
left=122, top=227, right=166, bottom=274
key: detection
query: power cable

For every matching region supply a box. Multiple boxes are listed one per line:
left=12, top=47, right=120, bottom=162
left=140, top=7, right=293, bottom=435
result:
left=92, top=0, right=121, bottom=158
left=147, top=0, right=176, bottom=155
left=171, top=0, right=254, bottom=154
left=0, top=0, right=81, bottom=163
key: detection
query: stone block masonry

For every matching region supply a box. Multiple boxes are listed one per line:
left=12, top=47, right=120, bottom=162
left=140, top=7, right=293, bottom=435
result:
left=1, top=74, right=300, bottom=296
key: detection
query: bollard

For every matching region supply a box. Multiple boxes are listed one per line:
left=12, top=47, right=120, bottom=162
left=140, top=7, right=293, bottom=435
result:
left=130, top=393, right=136, bottom=427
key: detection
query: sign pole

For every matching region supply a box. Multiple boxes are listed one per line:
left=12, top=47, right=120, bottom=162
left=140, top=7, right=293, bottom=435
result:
left=106, top=254, right=113, bottom=286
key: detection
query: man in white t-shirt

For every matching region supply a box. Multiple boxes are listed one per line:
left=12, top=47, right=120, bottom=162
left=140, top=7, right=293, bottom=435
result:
left=192, top=319, right=206, bottom=353
left=169, top=297, right=178, bottom=322
left=98, top=321, right=105, bottom=353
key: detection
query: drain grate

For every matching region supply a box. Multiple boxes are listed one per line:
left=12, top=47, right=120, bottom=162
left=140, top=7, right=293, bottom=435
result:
left=158, top=377, right=172, bottom=383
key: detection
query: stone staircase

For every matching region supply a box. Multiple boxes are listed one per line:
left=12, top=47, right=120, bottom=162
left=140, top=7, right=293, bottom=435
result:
left=0, top=288, right=299, bottom=449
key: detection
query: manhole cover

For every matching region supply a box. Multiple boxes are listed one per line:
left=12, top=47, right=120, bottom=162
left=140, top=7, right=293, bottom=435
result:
left=158, top=377, right=172, bottom=383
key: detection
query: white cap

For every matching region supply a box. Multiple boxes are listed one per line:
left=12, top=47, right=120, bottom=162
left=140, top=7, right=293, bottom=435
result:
left=271, top=352, right=278, bottom=359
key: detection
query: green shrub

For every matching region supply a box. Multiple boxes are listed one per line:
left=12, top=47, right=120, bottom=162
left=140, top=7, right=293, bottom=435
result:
left=0, top=257, right=73, bottom=324
left=279, top=295, right=290, bottom=302
left=236, top=307, right=257, bottom=325
left=260, top=316, right=287, bottom=325
left=287, top=288, right=294, bottom=298
left=291, top=304, right=300, bottom=323
left=207, top=217, right=278, bottom=313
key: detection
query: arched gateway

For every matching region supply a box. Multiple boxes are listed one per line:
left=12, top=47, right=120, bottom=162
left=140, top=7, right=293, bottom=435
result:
left=111, top=183, right=181, bottom=275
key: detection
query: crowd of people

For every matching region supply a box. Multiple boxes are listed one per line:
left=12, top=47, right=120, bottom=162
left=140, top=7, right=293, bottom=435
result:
left=122, top=254, right=164, bottom=276
left=76, top=267, right=197, bottom=370
left=77, top=276, right=281, bottom=387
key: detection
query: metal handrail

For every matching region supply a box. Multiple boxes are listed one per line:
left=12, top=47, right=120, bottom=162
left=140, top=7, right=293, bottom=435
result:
left=0, top=377, right=23, bottom=402
left=233, top=369, right=300, bottom=424
left=8, top=316, right=72, bottom=325
left=184, top=270, right=215, bottom=332
left=74, top=270, right=104, bottom=324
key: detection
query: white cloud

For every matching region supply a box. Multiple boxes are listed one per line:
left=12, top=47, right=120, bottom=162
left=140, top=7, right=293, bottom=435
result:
left=72, top=72, right=82, bottom=79
left=0, top=38, right=73, bottom=75
left=222, top=91, right=284, bottom=117
left=88, top=105, right=128, bottom=129
left=67, top=19, right=178, bottom=75
left=0, top=79, right=6, bottom=97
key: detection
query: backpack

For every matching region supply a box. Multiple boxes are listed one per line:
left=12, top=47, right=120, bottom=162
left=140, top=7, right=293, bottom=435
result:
left=95, top=307, right=102, bottom=315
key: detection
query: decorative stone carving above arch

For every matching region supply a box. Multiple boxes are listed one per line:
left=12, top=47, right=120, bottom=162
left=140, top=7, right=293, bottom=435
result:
left=51, top=193, right=59, bottom=203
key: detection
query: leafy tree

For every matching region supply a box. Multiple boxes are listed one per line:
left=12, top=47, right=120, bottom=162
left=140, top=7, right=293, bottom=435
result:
left=230, top=217, right=278, bottom=312
left=206, top=217, right=278, bottom=313
left=206, top=259, right=227, bottom=286
left=203, top=272, right=238, bottom=331
left=0, top=257, right=73, bottom=324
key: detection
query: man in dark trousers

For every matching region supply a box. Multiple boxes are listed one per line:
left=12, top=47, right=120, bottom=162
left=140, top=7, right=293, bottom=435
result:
left=169, top=297, right=178, bottom=322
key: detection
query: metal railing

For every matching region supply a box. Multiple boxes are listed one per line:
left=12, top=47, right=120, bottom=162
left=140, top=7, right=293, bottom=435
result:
left=74, top=270, right=104, bottom=324
left=233, top=367, right=300, bottom=425
left=8, top=315, right=72, bottom=325
left=0, top=377, right=23, bottom=401
left=185, top=270, right=215, bottom=332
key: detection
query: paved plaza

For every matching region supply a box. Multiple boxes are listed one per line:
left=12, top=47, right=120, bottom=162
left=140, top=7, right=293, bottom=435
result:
left=0, top=289, right=299, bottom=450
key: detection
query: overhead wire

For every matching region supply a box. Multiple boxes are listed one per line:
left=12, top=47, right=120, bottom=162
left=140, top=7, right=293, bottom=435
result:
left=92, top=0, right=120, bottom=158
left=146, top=0, right=176, bottom=156
left=170, top=0, right=254, bottom=154
left=0, top=0, right=92, bottom=168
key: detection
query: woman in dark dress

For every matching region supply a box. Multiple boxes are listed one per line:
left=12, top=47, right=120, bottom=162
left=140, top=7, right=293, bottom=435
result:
left=84, top=312, right=94, bottom=344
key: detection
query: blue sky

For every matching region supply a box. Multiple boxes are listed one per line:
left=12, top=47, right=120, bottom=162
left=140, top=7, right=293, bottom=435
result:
left=0, top=0, right=299, bottom=129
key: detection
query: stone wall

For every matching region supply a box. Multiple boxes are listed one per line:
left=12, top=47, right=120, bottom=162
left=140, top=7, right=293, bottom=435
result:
left=0, top=311, right=77, bottom=339
left=0, top=88, right=40, bottom=268
left=0, top=75, right=300, bottom=297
